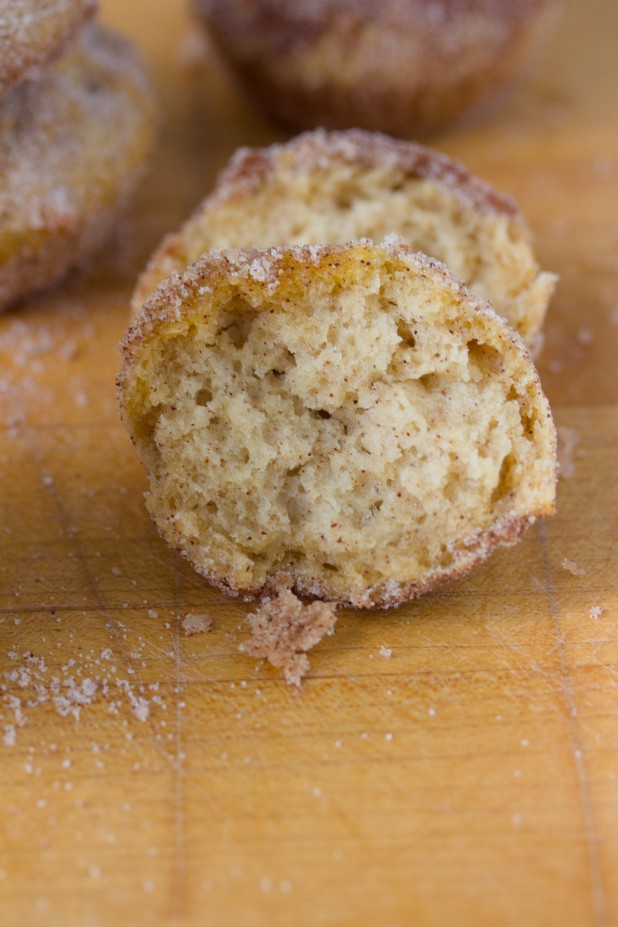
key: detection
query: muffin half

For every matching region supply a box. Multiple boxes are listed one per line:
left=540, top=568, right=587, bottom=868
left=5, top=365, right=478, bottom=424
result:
left=134, top=130, right=555, bottom=349
left=120, top=239, right=556, bottom=608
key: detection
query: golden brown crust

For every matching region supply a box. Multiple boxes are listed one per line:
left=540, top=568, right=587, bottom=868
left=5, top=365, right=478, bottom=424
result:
left=195, top=0, right=562, bottom=136
left=125, top=240, right=528, bottom=380
left=120, top=240, right=557, bottom=609
left=127, top=242, right=477, bottom=362
left=0, top=23, right=156, bottom=312
left=0, top=0, right=97, bottom=102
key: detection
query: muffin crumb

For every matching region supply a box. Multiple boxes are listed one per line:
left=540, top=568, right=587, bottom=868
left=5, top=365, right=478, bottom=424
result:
left=240, top=591, right=338, bottom=686
left=182, top=613, right=213, bottom=635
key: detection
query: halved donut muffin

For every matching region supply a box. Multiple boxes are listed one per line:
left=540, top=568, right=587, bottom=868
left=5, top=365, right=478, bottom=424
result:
left=133, top=130, right=555, bottom=349
left=120, top=239, right=557, bottom=608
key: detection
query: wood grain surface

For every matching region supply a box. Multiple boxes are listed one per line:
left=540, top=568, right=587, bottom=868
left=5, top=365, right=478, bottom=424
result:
left=1, top=1, right=617, bottom=925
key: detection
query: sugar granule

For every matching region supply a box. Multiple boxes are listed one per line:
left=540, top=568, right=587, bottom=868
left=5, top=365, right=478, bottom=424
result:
left=181, top=612, right=213, bottom=635
left=557, top=426, right=581, bottom=480
left=560, top=558, right=586, bottom=576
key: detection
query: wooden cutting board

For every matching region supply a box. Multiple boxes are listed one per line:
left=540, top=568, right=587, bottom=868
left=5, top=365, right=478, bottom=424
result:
left=1, top=1, right=617, bottom=924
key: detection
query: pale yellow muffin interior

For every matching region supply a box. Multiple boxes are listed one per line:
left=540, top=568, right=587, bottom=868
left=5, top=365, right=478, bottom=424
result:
left=135, top=137, right=555, bottom=347
left=121, top=242, right=556, bottom=607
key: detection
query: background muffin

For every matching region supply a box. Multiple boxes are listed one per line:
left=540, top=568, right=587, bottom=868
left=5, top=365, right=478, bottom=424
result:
left=195, top=0, right=562, bottom=137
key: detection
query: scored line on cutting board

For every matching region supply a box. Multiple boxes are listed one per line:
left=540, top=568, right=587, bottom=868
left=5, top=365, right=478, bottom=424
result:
left=172, top=560, right=188, bottom=917
left=538, top=522, right=609, bottom=927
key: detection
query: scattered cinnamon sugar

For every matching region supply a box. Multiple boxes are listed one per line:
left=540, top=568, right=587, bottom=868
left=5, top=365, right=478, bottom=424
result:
left=181, top=612, right=213, bottom=636
left=560, top=558, right=586, bottom=576
left=0, top=299, right=96, bottom=430
left=240, top=591, right=338, bottom=686
left=556, top=426, right=581, bottom=480
left=1, top=636, right=176, bottom=748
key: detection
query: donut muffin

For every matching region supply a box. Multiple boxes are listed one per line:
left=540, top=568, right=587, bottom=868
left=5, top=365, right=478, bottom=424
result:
left=0, top=0, right=97, bottom=102
left=119, top=239, right=557, bottom=609
left=195, top=0, right=562, bottom=137
left=0, top=23, right=155, bottom=312
left=134, top=130, right=555, bottom=349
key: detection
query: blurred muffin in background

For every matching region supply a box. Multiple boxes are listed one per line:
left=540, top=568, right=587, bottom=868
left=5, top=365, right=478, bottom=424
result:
left=195, top=0, right=562, bottom=137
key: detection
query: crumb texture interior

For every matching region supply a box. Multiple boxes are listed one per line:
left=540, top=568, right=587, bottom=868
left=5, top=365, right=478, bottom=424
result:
left=159, top=160, right=553, bottom=343
left=125, top=248, right=554, bottom=604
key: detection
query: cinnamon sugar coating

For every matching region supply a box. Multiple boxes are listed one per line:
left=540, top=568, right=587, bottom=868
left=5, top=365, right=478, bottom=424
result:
left=0, top=0, right=97, bottom=101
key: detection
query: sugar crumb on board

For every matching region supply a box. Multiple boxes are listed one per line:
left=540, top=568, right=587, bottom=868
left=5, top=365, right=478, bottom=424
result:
left=0, top=636, right=177, bottom=749
left=589, top=605, right=603, bottom=620
left=576, top=327, right=594, bottom=347
left=556, top=426, right=582, bottom=480
left=239, top=590, right=338, bottom=686
left=0, top=300, right=96, bottom=430
left=181, top=612, right=213, bottom=635
left=560, top=557, right=586, bottom=576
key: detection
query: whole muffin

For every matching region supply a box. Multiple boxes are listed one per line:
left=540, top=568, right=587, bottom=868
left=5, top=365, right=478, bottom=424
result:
left=0, top=23, right=156, bottom=312
left=134, top=130, right=555, bottom=350
left=119, top=239, right=557, bottom=608
left=195, top=0, right=562, bottom=137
